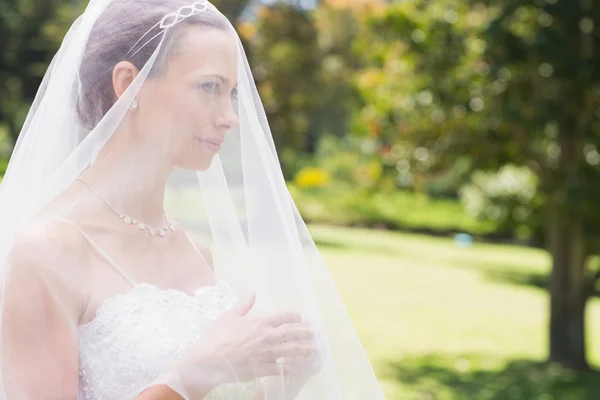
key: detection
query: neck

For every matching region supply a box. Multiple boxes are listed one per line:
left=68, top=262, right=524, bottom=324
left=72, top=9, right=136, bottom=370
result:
left=79, top=129, right=173, bottom=228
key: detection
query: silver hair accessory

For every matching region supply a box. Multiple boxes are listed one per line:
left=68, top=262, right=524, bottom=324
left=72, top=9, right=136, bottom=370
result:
left=126, top=1, right=210, bottom=58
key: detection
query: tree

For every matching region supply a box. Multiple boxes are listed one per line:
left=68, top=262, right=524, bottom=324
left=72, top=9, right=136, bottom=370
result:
left=359, top=0, right=600, bottom=369
left=210, top=0, right=251, bottom=24
left=0, top=0, right=84, bottom=143
left=241, top=2, right=364, bottom=178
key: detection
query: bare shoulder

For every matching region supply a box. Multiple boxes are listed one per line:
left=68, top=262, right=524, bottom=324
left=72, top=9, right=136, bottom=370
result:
left=5, top=217, right=91, bottom=311
left=9, top=217, right=89, bottom=270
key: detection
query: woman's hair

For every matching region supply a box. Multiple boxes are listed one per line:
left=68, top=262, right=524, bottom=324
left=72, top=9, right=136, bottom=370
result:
left=76, top=0, right=231, bottom=129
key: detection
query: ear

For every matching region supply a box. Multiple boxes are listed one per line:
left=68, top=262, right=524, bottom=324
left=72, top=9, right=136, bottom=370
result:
left=112, top=61, right=139, bottom=99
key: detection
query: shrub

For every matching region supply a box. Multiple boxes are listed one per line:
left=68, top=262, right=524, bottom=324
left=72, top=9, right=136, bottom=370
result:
left=459, top=165, right=542, bottom=240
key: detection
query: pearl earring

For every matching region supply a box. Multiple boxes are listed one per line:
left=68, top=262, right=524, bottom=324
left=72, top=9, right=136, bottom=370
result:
left=131, top=98, right=139, bottom=110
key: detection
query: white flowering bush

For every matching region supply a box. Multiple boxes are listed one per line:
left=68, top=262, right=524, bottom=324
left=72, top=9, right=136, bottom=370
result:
left=459, top=164, right=541, bottom=240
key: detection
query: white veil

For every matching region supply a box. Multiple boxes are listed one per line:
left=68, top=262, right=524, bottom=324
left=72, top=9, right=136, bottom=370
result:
left=0, top=1, right=384, bottom=399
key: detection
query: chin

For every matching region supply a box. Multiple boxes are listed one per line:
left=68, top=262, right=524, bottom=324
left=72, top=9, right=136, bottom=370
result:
left=177, top=157, right=214, bottom=172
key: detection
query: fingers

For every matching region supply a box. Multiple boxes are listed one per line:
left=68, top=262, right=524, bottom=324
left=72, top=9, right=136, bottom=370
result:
left=262, top=311, right=302, bottom=327
left=259, top=355, right=321, bottom=379
left=260, top=342, right=316, bottom=362
left=266, top=324, right=314, bottom=345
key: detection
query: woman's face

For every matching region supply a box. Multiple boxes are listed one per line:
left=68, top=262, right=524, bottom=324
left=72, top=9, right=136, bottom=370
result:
left=135, top=25, right=239, bottom=171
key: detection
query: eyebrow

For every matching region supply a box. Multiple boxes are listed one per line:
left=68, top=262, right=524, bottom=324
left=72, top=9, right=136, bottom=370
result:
left=202, top=74, right=238, bottom=86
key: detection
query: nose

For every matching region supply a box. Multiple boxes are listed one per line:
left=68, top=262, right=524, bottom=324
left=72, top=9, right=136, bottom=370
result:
left=217, top=104, right=240, bottom=131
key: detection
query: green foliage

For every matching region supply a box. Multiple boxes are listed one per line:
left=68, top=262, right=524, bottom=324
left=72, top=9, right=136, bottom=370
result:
left=290, top=183, right=498, bottom=236
left=0, top=0, right=85, bottom=143
left=208, top=0, right=250, bottom=23
left=460, top=164, right=542, bottom=241
left=246, top=4, right=321, bottom=153
left=352, top=0, right=598, bottom=195
left=310, top=135, right=384, bottom=189
left=0, top=158, right=8, bottom=176
left=423, top=157, right=473, bottom=198
left=244, top=3, right=362, bottom=157
left=352, top=0, right=600, bottom=236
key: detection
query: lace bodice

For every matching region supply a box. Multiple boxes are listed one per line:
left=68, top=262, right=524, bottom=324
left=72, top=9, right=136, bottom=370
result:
left=78, top=281, right=260, bottom=400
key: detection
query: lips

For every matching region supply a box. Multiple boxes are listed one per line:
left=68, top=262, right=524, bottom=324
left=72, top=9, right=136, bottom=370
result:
left=197, top=138, right=224, bottom=153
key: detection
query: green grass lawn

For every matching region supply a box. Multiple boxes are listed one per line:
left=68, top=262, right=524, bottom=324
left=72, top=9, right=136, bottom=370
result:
left=308, top=224, right=600, bottom=400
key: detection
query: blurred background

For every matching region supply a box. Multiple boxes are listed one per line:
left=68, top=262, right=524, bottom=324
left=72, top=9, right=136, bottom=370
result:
left=2, top=0, right=600, bottom=398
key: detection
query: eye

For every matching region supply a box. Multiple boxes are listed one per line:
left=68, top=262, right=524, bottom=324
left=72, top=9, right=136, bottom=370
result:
left=199, top=82, right=219, bottom=93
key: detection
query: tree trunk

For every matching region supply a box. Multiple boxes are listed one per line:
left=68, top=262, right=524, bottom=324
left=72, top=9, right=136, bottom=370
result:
left=546, top=200, right=589, bottom=370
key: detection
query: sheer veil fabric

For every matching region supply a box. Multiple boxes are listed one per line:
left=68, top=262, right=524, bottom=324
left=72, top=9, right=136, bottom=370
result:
left=0, top=1, right=385, bottom=399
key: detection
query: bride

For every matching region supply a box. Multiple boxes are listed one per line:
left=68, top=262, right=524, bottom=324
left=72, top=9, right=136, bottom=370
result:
left=0, top=1, right=385, bottom=399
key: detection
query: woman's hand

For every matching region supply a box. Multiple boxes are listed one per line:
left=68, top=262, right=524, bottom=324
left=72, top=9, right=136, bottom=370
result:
left=160, top=292, right=317, bottom=398
left=257, top=340, right=324, bottom=400
left=199, top=292, right=317, bottom=381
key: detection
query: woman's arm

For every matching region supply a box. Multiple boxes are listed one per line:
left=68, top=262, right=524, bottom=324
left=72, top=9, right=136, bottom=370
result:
left=137, top=384, right=185, bottom=400
left=1, top=224, right=88, bottom=399
left=138, top=365, right=218, bottom=400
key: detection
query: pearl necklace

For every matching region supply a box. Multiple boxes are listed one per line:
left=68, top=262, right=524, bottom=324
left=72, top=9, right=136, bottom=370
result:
left=76, top=178, right=175, bottom=238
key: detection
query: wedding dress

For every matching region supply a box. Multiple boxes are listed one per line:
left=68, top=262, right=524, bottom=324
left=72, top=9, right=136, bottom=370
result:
left=78, top=282, right=260, bottom=399
left=73, top=224, right=260, bottom=400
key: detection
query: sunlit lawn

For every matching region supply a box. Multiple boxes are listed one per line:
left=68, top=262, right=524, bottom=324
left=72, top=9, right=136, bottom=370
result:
left=309, top=224, right=600, bottom=400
